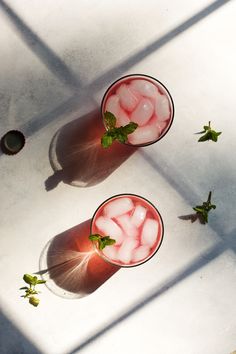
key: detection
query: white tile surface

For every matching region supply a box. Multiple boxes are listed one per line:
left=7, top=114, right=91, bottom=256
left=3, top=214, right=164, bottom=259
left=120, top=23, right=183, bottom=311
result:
left=0, top=1, right=236, bottom=354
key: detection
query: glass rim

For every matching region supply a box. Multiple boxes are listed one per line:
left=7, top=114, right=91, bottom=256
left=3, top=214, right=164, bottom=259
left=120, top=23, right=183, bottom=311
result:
left=90, top=193, right=164, bottom=268
left=100, top=73, right=175, bottom=147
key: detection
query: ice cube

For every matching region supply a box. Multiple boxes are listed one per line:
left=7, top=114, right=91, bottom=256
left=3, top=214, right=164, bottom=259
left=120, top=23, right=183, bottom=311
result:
left=104, top=197, right=134, bottom=218
left=155, top=94, right=170, bottom=121
left=157, top=120, right=168, bottom=133
left=132, top=245, right=150, bottom=262
left=95, top=216, right=123, bottom=245
left=130, top=205, right=147, bottom=227
left=102, top=245, right=118, bottom=261
left=117, top=238, right=138, bottom=264
left=116, top=108, right=130, bottom=127
left=105, top=94, right=120, bottom=117
left=128, top=124, right=159, bottom=145
left=141, top=219, right=159, bottom=247
left=116, top=214, right=138, bottom=238
left=148, top=115, right=167, bottom=135
left=116, top=84, right=139, bottom=112
left=130, top=79, right=158, bottom=98
left=130, top=98, right=154, bottom=126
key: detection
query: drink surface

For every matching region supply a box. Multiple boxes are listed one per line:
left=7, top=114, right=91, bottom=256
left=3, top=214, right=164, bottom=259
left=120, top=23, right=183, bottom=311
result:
left=91, top=195, right=163, bottom=266
left=103, top=76, right=173, bottom=145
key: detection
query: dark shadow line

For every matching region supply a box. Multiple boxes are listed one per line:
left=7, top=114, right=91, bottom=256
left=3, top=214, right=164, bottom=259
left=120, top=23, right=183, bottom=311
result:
left=140, top=150, right=196, bottom=204
left=89, top=0, right=231, bottom=91
left=0, top=0, right=81, bottom=91
left=0, top=310, right=42, bottom=354
left=0, top=0, right=231, bottom=146
left=67, top=241, right=226, bottom=354
left=22, top=93, right=84, bottom=136
left=140, top=150, right=236, bottom=252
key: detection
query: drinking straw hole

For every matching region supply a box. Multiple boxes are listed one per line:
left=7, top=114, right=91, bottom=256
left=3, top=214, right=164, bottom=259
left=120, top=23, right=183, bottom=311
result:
left=0, top=130, right=25, bottom=155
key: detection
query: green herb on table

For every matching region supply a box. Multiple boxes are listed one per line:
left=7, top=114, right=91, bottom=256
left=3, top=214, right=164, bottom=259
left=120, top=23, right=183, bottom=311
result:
left=89, top=234, right=116, bottom=250
left=193, top=191, right=216, bottom=223
left=196, top=121, right=221, bottom=142
left=20, top=274, right=46, bottom=307
left=101, top=111, right=138, bottom=148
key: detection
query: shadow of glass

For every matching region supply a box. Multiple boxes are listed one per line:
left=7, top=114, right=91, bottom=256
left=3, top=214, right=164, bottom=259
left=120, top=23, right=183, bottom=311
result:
left=45, top=109, right=137, bottom=190
left=0, top=0, right=81, bottom=91
left=38, top=220, right=120, bottom=299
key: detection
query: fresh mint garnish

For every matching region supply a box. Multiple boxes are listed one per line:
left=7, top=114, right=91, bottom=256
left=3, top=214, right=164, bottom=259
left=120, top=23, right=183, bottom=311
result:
left=20, top=274, right=46, bottom=307
left=101, top=111, right=138, bottom=148
left=193, top=191, right=216, bottom=223
left=89, top=233, right=116, bottom=250
left=196, top=121, right=221, bottom=142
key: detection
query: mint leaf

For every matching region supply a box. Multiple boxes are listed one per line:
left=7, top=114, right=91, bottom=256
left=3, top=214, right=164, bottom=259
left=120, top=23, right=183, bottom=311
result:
left=101, top=236, right=116, bottom=247
left=122, top=122, right=138, bottom=135
left=89, top=233, right=116, bottom=250
left=104, top=111, right=116, bottom=130
left=197, top=122, right=221, bottom=143
left=192, top=191, right=216, bottom=223
left=89, top=234, right=100, bottom=241
left=23, top=274, right=34, bottom=285
left=31, top=276, right=38, bottom=286
left=99, top=236, right=116, bottom=250
left=29, top=296, right=40, bottom=307
left=101, top=111, right=138, bottom=148
left=36, top=279, right=46, bottom=285
left=99, top=240, right=106, bottom=250
left=198, top=131, right=211, bottom=142
left=116, top=131, right=128, bottom=144
left=193, top=207, right=205, bottom=213
left=101, top=132, right=113, bottom=148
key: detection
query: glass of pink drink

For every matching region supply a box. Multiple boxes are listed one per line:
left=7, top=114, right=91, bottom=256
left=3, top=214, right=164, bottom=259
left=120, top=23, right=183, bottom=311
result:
left=91, top=194, right=164, bottom=267
left=101, top=74, right=174, bottom=146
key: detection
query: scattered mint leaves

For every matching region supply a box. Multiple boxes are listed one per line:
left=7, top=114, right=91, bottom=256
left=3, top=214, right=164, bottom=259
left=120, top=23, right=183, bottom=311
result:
left=20, top=274, right=46, bottom=307
left=196, top=121, right=221, bottom=142
left=193, top=191, right=216, bottom=223
left=89, top=233, right=116, bottom=250
left=101, top=111, right=138, bottom=148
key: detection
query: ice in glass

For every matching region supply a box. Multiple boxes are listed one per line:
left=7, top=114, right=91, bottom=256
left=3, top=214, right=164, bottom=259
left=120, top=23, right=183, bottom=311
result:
left=101, top=74, right=174, bottom=146
left=91, top=194, right=164, bottom=267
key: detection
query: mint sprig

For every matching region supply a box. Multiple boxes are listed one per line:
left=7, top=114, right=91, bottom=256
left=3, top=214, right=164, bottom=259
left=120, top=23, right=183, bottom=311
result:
left=89, top=234, right=116, bottom=250
left=101, top=111, right=138, bottom=148
left=20, top=274, right=46, bottom=307
left=196, top=121, right=221, bottom=142
left=193, top=191, right=216, bottom=223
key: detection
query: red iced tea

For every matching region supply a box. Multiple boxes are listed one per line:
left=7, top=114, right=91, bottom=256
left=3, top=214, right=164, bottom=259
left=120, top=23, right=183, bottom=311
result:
left=91, top=194, right=164, bottom=267
left=102, top=74, right=174, bottom=146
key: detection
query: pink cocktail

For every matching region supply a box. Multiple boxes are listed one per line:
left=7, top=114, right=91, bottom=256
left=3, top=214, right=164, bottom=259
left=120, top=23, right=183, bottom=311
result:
left=101, top=74, right=174, bottom=146
left=91, top=194, right=164, bottom=267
